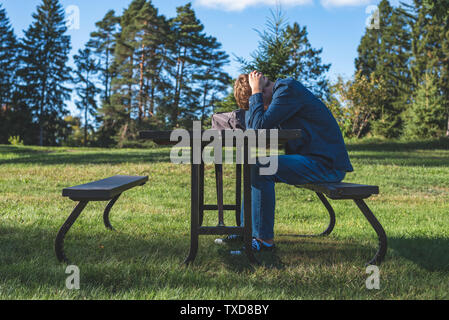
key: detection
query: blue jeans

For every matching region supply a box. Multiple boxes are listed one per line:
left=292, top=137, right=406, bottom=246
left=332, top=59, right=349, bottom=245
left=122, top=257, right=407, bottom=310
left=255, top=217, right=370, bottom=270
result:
left=240, top=155, right=346, bottom=240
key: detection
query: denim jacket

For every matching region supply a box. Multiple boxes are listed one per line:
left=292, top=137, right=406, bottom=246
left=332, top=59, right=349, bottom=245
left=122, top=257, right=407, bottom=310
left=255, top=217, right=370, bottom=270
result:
left=246, top=78, right=353, bottom=172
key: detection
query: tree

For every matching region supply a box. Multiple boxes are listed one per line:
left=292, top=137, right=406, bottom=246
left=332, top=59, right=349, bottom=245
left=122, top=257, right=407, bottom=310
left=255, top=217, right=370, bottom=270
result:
left=108, top=0, right=146, bottom=143
left=17, top=0, right=72, bottom=146
left=73, top=47, right=101, bottom=146
left=335, top=71, right=390, bottom=138
left=0, top=5, right=32, bottom=144
left=165, top=3, right=208, bottom=128
left=405, top=0, right=449, bottom=137
left=87, top=10, right=120, bottom=104
left=214, top=84, right=239, bottom=114
left=355, top=0, right=412, bottom=138
left=0, top=4, right=17, bottom=109
left=285, top=22, right=331, bottom=100
left=237, top=6, right=330, bottom=101
left=133, top=1, right=169, bottom=120
left=194, top=35, right=231, bottom=128
left=238, top=8, right=290, bottom=81
left=405, top=70, right=446, bottom=138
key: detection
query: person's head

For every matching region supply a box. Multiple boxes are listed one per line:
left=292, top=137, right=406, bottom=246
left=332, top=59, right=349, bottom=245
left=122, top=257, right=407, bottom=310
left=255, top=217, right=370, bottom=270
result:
left=234, top=73, right=275, bottom=111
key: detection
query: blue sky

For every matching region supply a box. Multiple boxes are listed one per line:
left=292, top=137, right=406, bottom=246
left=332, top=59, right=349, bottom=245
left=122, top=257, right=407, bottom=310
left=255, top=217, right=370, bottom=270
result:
left=1, top=0, right=408, bottom=115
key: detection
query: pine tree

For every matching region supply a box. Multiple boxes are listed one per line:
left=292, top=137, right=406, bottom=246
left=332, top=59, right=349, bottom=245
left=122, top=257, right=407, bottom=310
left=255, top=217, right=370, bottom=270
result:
left=109, top=0, right=146, bottom=143
left=238, top=8, right=290, bottom=81
left=0, top=4, right=32, bottom=144
left=0, top=4, right=17, bottom=109
left=237, top=7, right=330, bottom=101
left=166, top=3, right=208, bottom=128
left=405, top=71, right=446, bottom=138
left=73, top=47, right=101, bottom=146
left=133, top=1, right=169, bottom=120
left=285, top=22, right=331, bottom=101
left=404, top=0, right=449, bottom=137
left=194, top=35, right=231, bottom=128
left=214, top=83, right=239, bottom=114
left=87, top=10, right=120, bottom=104
left=17, top=0, right=72, bottom=146
left=355, top=0, right=412, bottom=138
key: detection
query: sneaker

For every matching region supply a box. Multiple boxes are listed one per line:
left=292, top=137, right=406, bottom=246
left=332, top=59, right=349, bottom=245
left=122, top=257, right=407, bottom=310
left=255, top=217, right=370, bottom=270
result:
left=214, top=234, right=243, bottom=245
left=230, top=238, right=275, bottom=255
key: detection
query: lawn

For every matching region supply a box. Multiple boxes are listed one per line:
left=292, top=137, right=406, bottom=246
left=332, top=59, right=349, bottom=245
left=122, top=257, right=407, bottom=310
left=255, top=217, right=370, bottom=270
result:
left=0, top=139, right=448, bottom=299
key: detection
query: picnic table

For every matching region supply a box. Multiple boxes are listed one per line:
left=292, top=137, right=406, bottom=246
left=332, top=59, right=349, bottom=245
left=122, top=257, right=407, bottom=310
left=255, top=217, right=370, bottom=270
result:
left=139, top=129, right=386, bottom=266
left=140, top=129, right=302, bottom=264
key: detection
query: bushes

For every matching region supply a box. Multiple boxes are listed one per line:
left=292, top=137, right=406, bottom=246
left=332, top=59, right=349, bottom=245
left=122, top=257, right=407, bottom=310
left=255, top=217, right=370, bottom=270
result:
left=8, top=136, right=24, bottom=146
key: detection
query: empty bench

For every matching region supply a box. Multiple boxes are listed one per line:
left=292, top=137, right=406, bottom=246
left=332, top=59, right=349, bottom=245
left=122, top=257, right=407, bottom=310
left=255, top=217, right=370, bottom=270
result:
left=295, top=182, right=387, bottom=265
left=55, top=175, right=148, bottom=263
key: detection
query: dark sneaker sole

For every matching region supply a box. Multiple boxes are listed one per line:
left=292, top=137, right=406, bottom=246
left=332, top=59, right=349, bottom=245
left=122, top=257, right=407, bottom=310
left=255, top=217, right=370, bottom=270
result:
left=230, top=243, right=276, bottom=255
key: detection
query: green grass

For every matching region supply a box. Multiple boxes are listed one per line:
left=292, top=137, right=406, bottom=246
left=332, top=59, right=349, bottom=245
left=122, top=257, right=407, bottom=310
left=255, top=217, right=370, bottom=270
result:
left=0, top=139, right=448, bottom=300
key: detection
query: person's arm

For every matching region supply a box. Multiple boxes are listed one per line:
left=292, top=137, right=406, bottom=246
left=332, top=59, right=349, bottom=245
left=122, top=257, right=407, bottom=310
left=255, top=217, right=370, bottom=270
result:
left=247, top=82, right=303, bottom=129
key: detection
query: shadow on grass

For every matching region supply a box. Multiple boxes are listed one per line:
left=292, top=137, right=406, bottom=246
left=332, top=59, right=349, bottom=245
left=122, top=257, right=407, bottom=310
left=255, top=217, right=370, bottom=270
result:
left=2, top=222, right=447, bottom=299
left=348, top=153, right=449, bottom=167
left=0, top=145, right=171, bottom=166
left=346, top=138, right=449, bottom=152
left=1, top=223, right=383, bottom=275
left=389, top=236, right=449, bottom=272
left=2, top=138, right=449, bottom=167
left=345, top=138, right=449, bottom=167
left=215, top=236, right=387, bottom=273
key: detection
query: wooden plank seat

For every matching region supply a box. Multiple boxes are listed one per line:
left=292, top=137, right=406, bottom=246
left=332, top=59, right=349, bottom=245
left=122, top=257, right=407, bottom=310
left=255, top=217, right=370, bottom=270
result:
left=55, top=175, right=148, bottom=263
left=294, top=182, right=387, bottom=266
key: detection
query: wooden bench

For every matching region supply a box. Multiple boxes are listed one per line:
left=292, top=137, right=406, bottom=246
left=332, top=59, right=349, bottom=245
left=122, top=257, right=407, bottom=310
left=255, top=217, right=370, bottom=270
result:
left=294, top=182, right=386, bottom=265
left=55, top=175, right=148, bottom=263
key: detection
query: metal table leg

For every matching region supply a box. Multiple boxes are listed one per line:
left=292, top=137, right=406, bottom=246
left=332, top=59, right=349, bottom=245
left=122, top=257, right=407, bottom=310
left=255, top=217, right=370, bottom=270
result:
left=199, top=161, right=205, bottom=227
left=235, top=164, right=242, bottom=227
left=215, top=164, right=225, bottom=227
left=184, top=162, right=200, bottom=265
left=243, top=142, right=258, bottom=264
left=288, top=192, right=336, bottom=238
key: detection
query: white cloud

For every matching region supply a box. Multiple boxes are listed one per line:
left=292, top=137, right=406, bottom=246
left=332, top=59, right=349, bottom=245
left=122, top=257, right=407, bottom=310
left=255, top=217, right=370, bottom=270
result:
left=195, top=0, right=313, bottom=12
left=320, top=0, right=374, bottom=7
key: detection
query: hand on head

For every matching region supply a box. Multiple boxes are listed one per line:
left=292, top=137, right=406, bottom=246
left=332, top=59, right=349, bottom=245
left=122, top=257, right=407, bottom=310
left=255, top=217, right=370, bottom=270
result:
left=248, top=70, right=268, bottom=95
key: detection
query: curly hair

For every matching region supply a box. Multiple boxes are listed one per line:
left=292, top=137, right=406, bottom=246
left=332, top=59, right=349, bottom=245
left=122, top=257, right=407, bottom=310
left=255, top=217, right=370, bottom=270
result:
left=234, top=74, right=252, bottom=110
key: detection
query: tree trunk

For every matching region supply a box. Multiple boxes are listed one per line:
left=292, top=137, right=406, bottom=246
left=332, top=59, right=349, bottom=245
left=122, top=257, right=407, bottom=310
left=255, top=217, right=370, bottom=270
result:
left=446, top=114, right=449, bottom=137
left=201, top=84, right=209, bottom=129
left=38, top=76, right=48, bottom=146
left=150, top=78, right=155, bottom=116
left=84, top=106, right=88, bottom=147
left=105, top=45, right=110, bottom=103
left=138, top=42, right=145, bottom=122
left=128, top=55, right=133, bottom=119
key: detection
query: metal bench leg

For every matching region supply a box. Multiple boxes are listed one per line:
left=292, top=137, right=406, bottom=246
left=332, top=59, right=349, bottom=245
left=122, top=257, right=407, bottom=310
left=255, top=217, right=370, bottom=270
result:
left=243, top=146, right=258, bottom=264
left=55, top=201, right=89, bottom=263
left=354, top=199, right=387, bottom=266
left=286, top=192, right=336, bottom=238
left=315, top=193, right=336, bottom=236
left=103, top=194, right=121, bottom=231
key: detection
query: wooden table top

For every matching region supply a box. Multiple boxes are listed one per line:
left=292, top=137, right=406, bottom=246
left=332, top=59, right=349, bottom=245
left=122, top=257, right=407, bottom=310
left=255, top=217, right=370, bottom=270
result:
left=139, top=129, right=302, bottom=145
